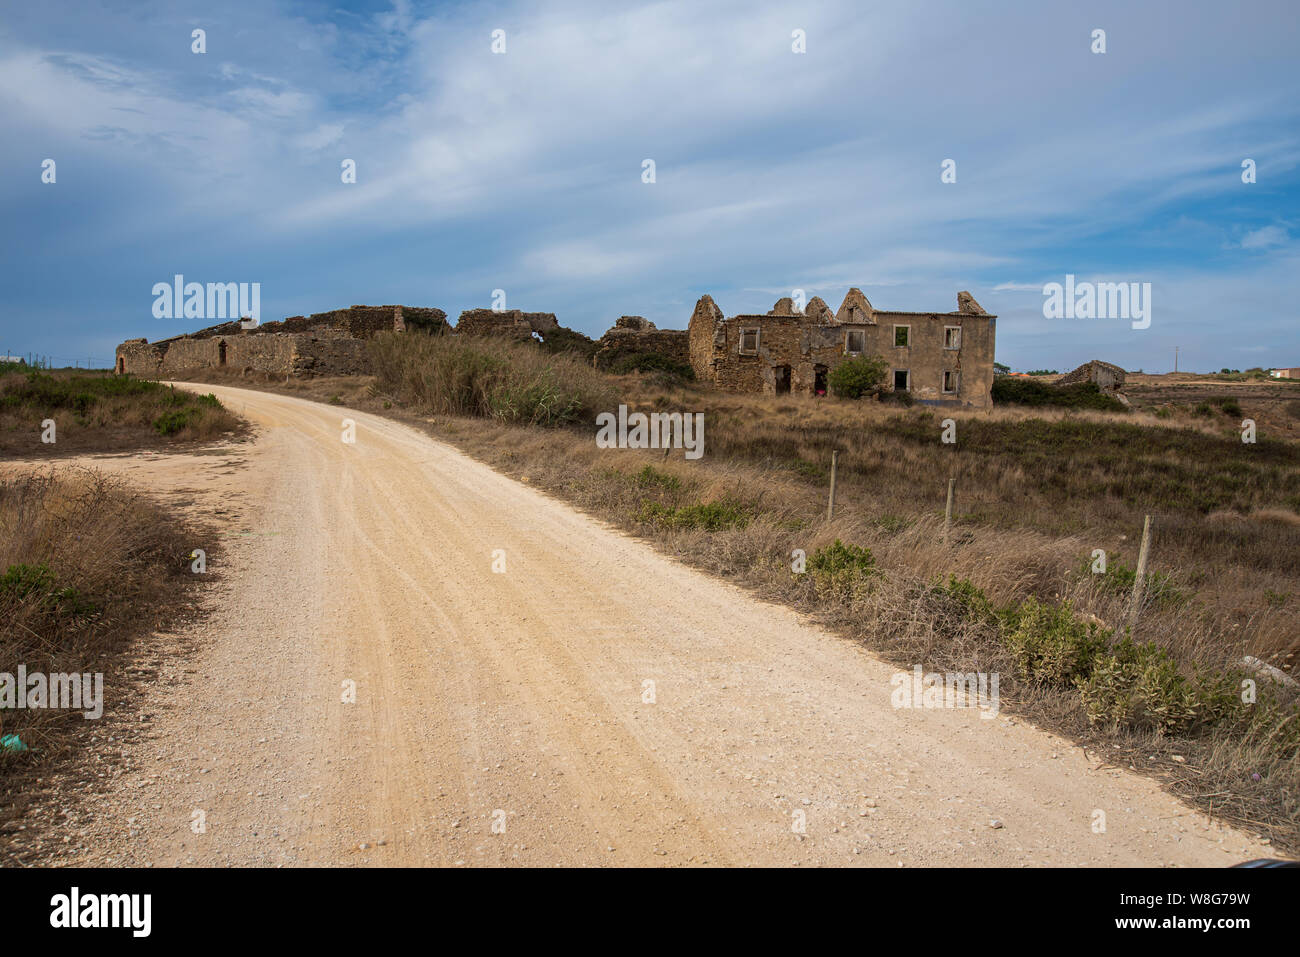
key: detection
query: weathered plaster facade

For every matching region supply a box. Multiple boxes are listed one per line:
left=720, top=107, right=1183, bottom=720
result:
left=687, top=288, right=997, bottom=407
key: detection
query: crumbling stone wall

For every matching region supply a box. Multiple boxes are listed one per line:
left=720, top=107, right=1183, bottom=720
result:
left=115, top=339, right=165, bottom=376
left=456, top=309, right=560, bottom=341
left=592, top=316, right=690, bottom=371
left=115, top=304, right=439, bottom=378
left=689, top=288, right=997, bottom=407
left=1057, top=359, right=1126, bottom=393
left=687, top=295, right=726, bottom=383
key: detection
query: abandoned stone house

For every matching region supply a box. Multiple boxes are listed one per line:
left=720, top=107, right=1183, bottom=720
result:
left=687, top=288, right=997, bottom=407
left=1056, top=359, right=1126, bottom=394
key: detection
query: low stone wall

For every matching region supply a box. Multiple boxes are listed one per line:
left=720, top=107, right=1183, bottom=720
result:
left=116, top=304, right=444, bottom=378
left=592, top=317, right=690, bottom=371
left=456, top=309, right=560, bottom=340
left=291, top=338, right=369, bottom=376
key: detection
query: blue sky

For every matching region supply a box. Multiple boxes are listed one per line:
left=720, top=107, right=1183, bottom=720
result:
left=1, top=0, right=1296, bottom=372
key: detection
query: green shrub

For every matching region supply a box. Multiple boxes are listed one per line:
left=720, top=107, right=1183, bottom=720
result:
left=638, top=499, right=750, bottom=530
left=0, top=562, right=55, bottom=600
left=0, top=562, right=96, bottom=618
left=936, top=575, right=996, bottom=623
left=808, top=539, right=877, bottom=594
left=1002, top=597, right=1110, bottom=685
left=828, top=355, right=888, bottom=399
left=153, top=407, right=201, bottom=435
left=790, top=458, right=827, bottom=480
left=609, top=352, right=695, bottom=381
left=634, top=465, right=681, bottom=492
left=537, top=326, right=598, bottom=361
left=873, top=513, right=912, bottom=534
left=1217, top=397, right=1242, bottom=417
left=992, top=377, right=1126, bottom=411
left=1080, top=637, right=1245, bottom=734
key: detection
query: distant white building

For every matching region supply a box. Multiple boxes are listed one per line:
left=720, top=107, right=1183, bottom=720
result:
left=1270, top=367, right=1300, bottom=379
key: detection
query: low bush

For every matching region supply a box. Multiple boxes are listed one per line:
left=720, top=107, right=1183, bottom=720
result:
left=609, top=352, right=695, bottom=382
left=638, top=499, right=750, bottom=530
left=1002, top=597, right=1110, bottom=685
left=992, top=377, right=1127, bottom=411
left=808, top=539, right=877, bottom=595
left=829, top=355, right=888, bottom=399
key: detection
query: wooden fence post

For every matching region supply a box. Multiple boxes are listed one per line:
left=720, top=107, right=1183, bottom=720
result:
left=1128, top=514, right=1153, bottom=631
left=943, top=477, right=956, bottom=544
left=826, top=450, right=838, bottom=521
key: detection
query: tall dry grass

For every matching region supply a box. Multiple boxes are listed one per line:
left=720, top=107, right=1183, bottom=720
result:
left=368, top=330, right=615, bottom=426
left=0, top=468, right=201, bottom=765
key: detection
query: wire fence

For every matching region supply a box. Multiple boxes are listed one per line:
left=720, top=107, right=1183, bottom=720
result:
left=0, top=352, right=117, bottom=370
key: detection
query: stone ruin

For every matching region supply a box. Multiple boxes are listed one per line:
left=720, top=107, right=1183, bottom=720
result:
left=591, top=316, right=690, bottom=371
left=454, top=309, right=562, bottom=342
left=687, top=288, right=998, bottom=406
left=114, top=291, right=1001, bottom=404
left=1056, top=359, right=1127, bottom=394
left=115, top=305, right=448, bottom=378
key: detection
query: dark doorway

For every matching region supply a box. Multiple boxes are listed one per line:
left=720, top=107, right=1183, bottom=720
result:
left=115, top=356, right=125, bottom=374
left=893, top=369, right=909, bottom=391
left=774, top=364, right=791, bottom=394
left=218, top=340, right=227, bottom=366
left=814, top=364, right=828, bottom=396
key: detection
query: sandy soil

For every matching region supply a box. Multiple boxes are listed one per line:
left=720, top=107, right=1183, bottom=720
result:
left=22, top=383, right=1274, bottom=866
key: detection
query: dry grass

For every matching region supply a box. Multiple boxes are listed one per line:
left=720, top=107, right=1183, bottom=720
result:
left=0, top=365, right=244, bottom=456
left=368, top=331, right=614, bottom=426
left=0, top=468, right=211, bottom=855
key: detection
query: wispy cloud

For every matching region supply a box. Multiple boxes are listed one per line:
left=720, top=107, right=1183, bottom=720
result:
left=0, top=0, right=1297, bottom=373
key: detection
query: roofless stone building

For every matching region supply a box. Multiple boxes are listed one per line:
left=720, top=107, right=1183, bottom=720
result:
left=687, top=289, right=997, bottom=407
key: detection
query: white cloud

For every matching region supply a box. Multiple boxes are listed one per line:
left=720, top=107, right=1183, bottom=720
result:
left=1240, top=225, right=1289, bottom=249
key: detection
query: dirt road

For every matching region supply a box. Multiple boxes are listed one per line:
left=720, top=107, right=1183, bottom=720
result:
left=36, top=384, right=1272, bottom=866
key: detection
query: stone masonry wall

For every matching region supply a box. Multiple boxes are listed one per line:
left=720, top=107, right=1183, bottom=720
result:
left=689, top=290, right=997, bottom=407
left=1057, top=359, right=1126, bottom=393
left=592, top=317, right=690, bottom=371
left=115, top=304, right=441, bottom=378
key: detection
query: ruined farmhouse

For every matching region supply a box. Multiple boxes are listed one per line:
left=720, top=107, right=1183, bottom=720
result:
left=687, top=289, right=997, bottom=407
left=116, top=288, right=999, bottom=407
